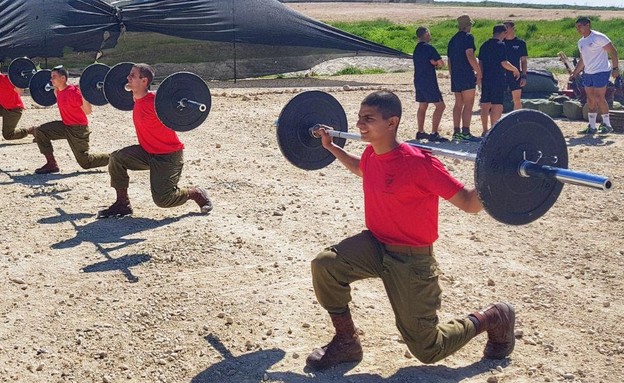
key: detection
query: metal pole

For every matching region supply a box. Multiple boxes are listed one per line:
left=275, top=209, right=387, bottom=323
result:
left=519, top=162, right=612, bottom=191
left=320, top=128, right=611, bottom=192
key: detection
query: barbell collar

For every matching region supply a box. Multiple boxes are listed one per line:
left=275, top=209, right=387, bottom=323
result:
left=178, top=98, right=207, bottom=113
left=519, top=161, right=612, bottom=191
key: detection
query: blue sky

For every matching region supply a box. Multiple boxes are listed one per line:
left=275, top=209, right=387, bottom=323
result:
left=446, top=0, right=624, bottom=7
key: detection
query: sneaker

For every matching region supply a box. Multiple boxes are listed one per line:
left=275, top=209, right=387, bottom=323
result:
left=597, top=124, right=613, bottom=134
left=428, top=132, right=449, bottom=142
left=453, top=132, right=482, bottom=142
left=416, top=131, right=430, bottom=140
left=578, top=125, right=597, bottom=135
left=97, top=202, right=133, bottom=219
left=34, top=163, right=60, bottom=174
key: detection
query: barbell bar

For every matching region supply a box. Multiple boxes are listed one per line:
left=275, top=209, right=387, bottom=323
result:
left=276, top=90, right=613, bottom=225
left=82, top=62, right=211, bottom=132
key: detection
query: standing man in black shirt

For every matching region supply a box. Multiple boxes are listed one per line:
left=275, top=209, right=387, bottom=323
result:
left=478, top=24, right=520, bottom=135
left=413, top=26, right=448, bottom=142
left=503, top=21, right=528, bottom=110
left=447, top=14, right=482, bottom=142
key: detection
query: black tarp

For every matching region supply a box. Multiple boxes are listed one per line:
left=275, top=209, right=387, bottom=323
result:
left=0, top=0, right=410, bottom=79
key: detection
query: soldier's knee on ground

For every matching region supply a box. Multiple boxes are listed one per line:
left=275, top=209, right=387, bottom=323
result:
left=403, top=319, right=446, bottom=365
left=76, top=158, right=91, bottom=169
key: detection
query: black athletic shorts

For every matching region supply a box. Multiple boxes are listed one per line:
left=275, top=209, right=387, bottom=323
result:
left=480, top=81, right=505, bottom=104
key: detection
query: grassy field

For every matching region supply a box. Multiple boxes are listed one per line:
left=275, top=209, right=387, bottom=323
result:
left=330, top=17, right=624, bottom=58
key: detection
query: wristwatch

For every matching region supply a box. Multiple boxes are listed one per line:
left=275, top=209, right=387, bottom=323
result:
left=613, top=67, right=619, bottom=71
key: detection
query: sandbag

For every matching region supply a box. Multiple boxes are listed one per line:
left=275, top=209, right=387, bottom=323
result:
left=523, top=70, right=559, bottom=94
left=538, top=101, right=563, bottom=118
left=563, top=100, right=583, bottom=120
left=549, top=94, right=570, bottom=103
left=522, top=99, right=546, bottom=110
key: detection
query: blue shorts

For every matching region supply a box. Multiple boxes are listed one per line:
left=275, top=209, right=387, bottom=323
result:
left=480, top=82, right=505, bottom=105
left=506, top=73, right=522, bottom=91
left=451, top=73, right=477, bottom=93
left=415, top=86, right=443, bottom=103
left=583, top=71, right=610, bottom=88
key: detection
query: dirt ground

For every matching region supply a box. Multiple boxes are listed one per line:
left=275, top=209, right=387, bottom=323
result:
left=2, top=4, right=624, bottom=383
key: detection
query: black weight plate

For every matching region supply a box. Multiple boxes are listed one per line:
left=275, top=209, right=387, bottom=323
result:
left=276, top=91, right=348, bottom=170
left=155, top=72, right=211, bottom=132
left=80, top=63, right=110, bottom=106
left=8, top=57, right=36, bottom=89
left=103, top=62, right=135, bottom=111
left=475, top=109, right=568, bottom=225
left=29, top=70, right=57, bottom=107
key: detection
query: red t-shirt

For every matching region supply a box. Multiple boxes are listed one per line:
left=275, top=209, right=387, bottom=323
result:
left=0, top=74, right=24, bottom=110
left=359, top=143, right=464, bottom=247
left=56, top=85, right=88, bottom=126
left=133, top=92, right=184, bottom=155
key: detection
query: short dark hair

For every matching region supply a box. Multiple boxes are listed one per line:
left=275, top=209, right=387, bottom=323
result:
left=493, top=24, right=507, bottom=35
left=133, top=63, right=155, bottom=84
left=576, top=17, right=591, bottom=26
left=52, top=65, right=68, bottom=79
left=416, top=26, right=428, bottom=39
left=361, top=91, right=402, bottom=121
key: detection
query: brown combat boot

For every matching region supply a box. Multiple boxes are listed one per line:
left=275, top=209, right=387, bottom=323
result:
left=305, top=311, right=363, bottom=370
left=35, top=154, right=59, bottom=174
left=188, top=187, right=213, bottom=214
left=470, top=302, right=516, bottom=359
left=97, top=189, right=132, bottom=219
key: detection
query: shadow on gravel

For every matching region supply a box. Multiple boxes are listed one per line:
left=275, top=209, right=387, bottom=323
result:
left=0, top=168, right=104, bottom=200
left=192, top=334, right=501, bottom=383
left=566, top=135, right=618, bottom=148
left=38, top=208, right=194, bottom=282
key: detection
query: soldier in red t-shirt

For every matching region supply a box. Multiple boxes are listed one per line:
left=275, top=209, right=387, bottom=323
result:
left=32, top=66, right=109, bottom=174
left=305, top=91, right=516, bottom=370
left=0, top=73, right=32, bottom=141
left=97, top=63, right=211, bottom=218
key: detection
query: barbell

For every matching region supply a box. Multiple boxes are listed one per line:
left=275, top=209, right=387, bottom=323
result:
left=8, top=57, right=37, bottom=89
left=276, top=90, right=613, bottom=225
left=29, top=69, right=57, bottom=107
left=80, top=62, right=212, bottom=131
left=7, top=57, right=57, bottom=106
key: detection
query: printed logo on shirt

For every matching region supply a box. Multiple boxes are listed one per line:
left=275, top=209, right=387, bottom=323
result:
left=384, top=173, right=395, bottom=193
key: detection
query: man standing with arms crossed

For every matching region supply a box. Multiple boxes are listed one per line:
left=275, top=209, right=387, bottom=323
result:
left=478, top=25, right=520, bottom=135
left=503, top=21, right=528, bottom=110
left=447, top=14, right=482, bottom=142
left=571, top=17, right=620, bottom=134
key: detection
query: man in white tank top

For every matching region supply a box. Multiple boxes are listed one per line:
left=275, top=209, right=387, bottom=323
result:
left=570, top=17, right=620, bottom=135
